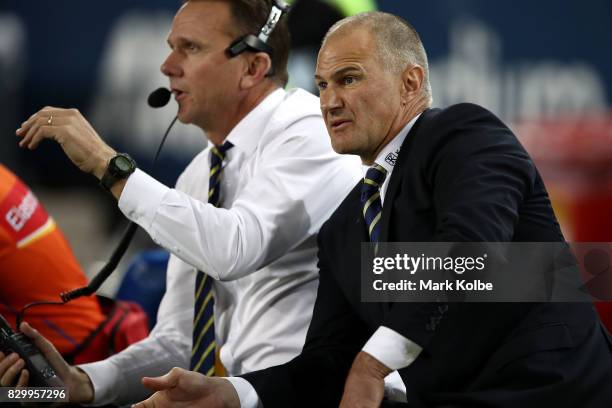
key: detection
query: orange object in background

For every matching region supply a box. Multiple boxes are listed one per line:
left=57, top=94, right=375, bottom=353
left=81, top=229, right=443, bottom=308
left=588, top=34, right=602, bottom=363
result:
left=515, top=113, right=612, bottom=331
left=0, top=164, right=106, bottom=356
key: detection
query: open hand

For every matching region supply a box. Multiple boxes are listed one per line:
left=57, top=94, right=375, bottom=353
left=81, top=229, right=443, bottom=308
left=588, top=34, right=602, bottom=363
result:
left=133, top=367, right=241, bottom=408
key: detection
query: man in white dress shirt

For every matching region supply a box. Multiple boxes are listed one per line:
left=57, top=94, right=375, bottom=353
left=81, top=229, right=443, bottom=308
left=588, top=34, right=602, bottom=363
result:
left=8, top=0, right=361, bottom=405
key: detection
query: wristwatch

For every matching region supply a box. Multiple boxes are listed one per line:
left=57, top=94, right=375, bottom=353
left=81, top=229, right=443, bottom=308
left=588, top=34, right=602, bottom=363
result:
left=99, top=153, right=137, bottom=193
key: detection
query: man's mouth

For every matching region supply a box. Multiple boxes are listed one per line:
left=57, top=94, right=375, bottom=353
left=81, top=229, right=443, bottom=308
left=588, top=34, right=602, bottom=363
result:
left=331, top=119, right=351, bottom=130
left=172, top=88, right=187, bottom=101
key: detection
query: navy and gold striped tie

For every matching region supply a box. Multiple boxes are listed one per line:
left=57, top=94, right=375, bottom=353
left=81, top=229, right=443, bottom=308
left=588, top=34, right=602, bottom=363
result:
left=191, top=141, right=233, bottom=376
left=361, top=164, right=387, bottom=242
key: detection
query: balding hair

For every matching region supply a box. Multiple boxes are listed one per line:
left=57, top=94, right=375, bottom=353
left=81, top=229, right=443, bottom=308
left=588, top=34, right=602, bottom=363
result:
left=324, top=11, right=432, bottom=104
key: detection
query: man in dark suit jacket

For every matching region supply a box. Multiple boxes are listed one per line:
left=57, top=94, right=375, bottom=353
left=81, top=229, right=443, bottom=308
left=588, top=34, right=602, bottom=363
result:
left=133, top=10, right=612, bottom=408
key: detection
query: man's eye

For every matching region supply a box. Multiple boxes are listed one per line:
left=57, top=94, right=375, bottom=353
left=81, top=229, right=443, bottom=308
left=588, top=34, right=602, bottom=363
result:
left=317, top=82, right=327, bottom=90
left=185, top=43, right=199, bottom=52
left=343, top=76, right=355, bottom=85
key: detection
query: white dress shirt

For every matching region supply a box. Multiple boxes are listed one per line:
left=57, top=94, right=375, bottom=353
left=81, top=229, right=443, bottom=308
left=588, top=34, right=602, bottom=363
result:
left=78, top=88, right=363, bottom=406
left=234, top=114, right=426, bottom=407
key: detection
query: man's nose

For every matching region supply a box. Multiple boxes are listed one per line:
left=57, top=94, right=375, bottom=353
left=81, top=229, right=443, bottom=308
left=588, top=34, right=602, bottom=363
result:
left=320, top=88, right=343, bottom=113
left=160, top=51, right=182, bottom=77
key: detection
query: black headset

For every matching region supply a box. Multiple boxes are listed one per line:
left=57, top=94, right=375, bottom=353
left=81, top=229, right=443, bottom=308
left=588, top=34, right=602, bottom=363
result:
left=226, top=0, right=291, bottom=74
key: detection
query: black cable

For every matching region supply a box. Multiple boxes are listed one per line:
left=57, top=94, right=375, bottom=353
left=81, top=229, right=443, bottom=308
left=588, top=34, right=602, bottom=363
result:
left=16, top=97, right=177, bottom=328
left=60, top=114, right=177, bottom=303
left=16, top=300, right=64, bottom=330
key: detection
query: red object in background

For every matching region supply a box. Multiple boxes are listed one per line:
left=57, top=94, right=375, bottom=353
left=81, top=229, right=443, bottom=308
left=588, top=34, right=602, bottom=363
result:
left=515, top=113, right=612, bottom=331
left=0, top=164, right=107, bottom=354
left=596, top=303, right=612, bottom=333
left=66, top=296, right=149, bottom=364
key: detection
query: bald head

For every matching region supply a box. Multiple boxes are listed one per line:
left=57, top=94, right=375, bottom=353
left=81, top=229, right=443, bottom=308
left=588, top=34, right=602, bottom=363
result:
left=323, top=11, right=432, bottom=105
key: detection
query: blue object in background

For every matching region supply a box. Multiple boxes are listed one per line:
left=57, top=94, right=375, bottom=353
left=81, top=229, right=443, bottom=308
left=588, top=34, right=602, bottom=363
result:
left=115, top=249, right=169, bottom=330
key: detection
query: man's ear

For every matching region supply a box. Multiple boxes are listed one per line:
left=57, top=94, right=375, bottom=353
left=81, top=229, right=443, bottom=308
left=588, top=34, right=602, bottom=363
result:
left=400, top=64, right=425, bottom=102
left=240, top=52, right=273, bottom=89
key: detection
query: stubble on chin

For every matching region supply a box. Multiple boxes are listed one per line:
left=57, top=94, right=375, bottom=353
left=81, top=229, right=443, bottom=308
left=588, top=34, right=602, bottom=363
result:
left=329, top=131, right=359, bottom=157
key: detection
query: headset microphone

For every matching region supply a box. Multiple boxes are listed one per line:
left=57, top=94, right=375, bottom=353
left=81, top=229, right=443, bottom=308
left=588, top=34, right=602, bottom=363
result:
left=148, top=87, right=172, bottom=108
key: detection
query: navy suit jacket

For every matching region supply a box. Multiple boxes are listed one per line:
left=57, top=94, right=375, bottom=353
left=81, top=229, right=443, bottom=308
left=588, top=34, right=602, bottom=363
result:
left=242, top=103, right=612, bottom=407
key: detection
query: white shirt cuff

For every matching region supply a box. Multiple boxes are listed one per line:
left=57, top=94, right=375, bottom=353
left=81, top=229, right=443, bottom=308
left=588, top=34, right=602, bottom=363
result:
left=362, top=326, right=423, bottom=370
left=225, top=377, right=263, bottom=408
left=118, top=168, right=169, bottom=231
left=78, top=359, right=121, bottom=406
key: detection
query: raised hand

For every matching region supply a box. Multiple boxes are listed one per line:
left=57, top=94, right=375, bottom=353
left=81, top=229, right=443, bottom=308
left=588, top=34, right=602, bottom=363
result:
left=16, top=106, right=116, bottom=179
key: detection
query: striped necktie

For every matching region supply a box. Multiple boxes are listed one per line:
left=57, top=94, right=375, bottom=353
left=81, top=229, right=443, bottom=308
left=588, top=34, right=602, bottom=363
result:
left=361, top=164, right=387, bottom=242
left=191, top=141, right=233, bottom=375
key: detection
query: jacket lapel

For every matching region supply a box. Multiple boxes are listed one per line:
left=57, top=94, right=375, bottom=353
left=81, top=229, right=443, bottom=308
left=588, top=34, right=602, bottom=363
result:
left=341, top=181, right=387, bottom=321
left=349, top=187, right=369, bottom=242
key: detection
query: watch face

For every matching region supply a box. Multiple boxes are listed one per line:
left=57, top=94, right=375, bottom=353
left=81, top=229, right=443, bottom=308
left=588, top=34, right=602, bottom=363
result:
left=101, top=153, right=136, bottom=192
left=114, top=156, right=133, bottom=172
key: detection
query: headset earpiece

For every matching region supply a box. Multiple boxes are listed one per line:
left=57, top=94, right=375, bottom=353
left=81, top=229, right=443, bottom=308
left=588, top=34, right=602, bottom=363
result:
left=225, top=0, right=290, bottom=77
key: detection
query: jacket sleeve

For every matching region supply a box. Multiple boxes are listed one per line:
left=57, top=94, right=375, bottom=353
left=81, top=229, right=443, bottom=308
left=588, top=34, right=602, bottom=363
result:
left=382, top=104, right=538, bottom=348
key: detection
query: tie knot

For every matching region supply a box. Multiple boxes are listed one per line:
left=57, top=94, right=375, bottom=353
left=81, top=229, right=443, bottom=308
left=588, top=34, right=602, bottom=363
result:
left=363, top=164, right=387, bottom=189
left=210, top=141, right=234, bottom=162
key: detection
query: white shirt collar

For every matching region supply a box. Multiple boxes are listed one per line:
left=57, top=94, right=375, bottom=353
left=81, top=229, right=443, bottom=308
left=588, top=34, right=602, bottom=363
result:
left=367, top=112, right=422, bottom=202
left=372, top=112, right=422, bottom=175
